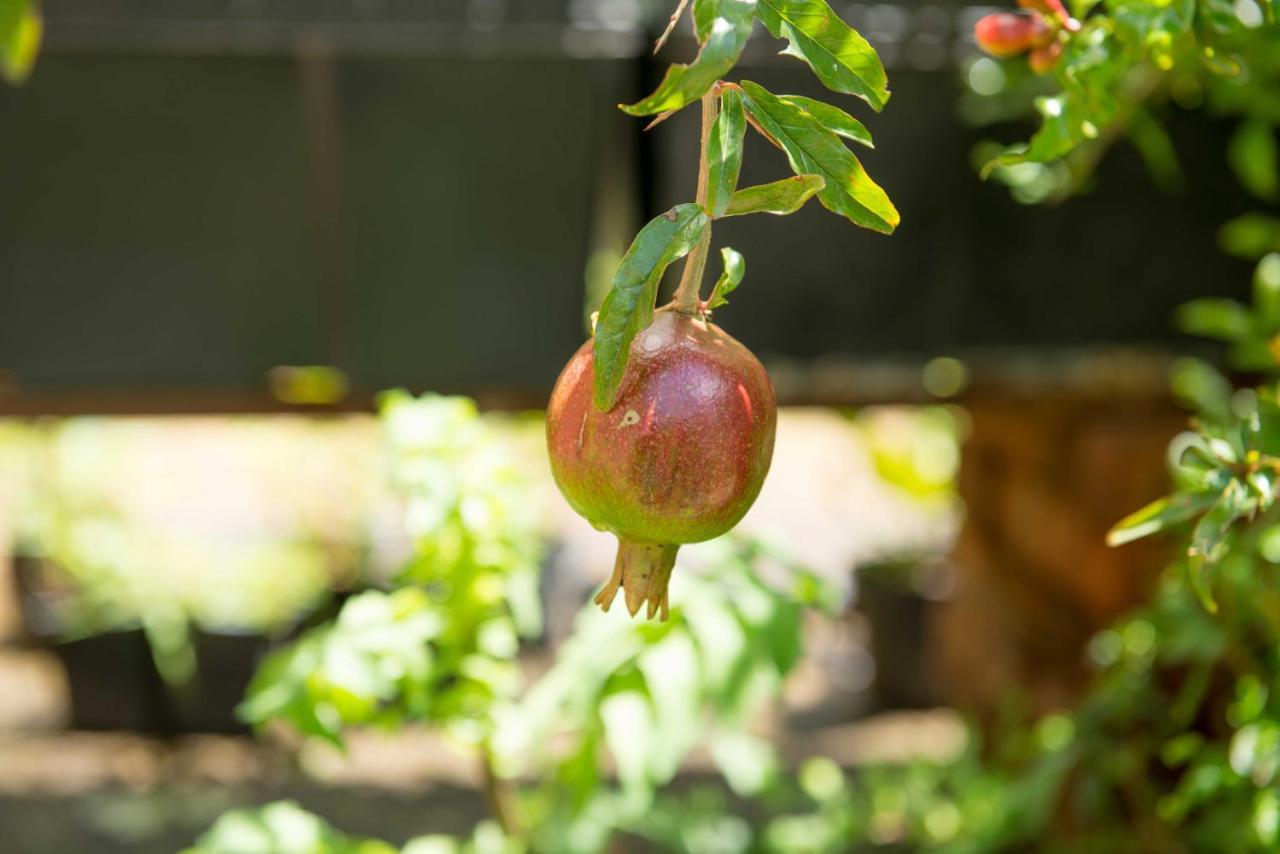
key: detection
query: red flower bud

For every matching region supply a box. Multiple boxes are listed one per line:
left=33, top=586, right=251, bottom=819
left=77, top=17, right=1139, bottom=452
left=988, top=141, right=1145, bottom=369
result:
left=1029, top=39, right=1065, bottom=73
left=975, top=12, right=1053, bottom=57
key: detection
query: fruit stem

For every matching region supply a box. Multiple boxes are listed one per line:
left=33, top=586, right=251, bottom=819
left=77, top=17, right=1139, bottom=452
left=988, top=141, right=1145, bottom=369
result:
left=594, top=538, right=680, bottom=621
left=673, top=88, right=718, bottom=315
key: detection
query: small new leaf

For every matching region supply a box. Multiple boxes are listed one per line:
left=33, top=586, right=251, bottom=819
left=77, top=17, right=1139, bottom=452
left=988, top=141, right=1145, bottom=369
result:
left=739, top=81, right=898, bottom=233
left=593, top=205, right=710, bottom=410
left=621, top=0, right=756, bottom=116
left=724, top=174, right=825, bottom=216
left=708, top=247, right=745, bottom=308
left=707, top=88, right=747, bottom=217
left=779, top=95, right=874, bottom=148
left=756, top=0, right=889, bottom=111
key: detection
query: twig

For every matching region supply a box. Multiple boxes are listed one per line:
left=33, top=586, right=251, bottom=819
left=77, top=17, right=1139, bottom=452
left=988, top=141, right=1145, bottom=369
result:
left=673, top=89, right=718, bottom=314
left=479, top=749, right=524, bottom=839
left=653, top=0, right=692, bottom=54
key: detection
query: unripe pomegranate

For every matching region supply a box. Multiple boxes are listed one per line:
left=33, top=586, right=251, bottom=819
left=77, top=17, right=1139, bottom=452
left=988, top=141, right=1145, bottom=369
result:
left=547, top=307, right=777, bottom=620
left=974, top=12, right=1054, bottom=57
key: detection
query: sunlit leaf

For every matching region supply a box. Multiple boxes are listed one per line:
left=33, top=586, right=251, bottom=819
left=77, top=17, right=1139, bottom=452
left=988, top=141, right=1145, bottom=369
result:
left=1107, top=491, right=1220, bottom=546
left=601, top=690, right=656, bottom=793
left=723, top=174, right=825, bottom=217
left=693, top=0, right=719, bottom=41
left=739, top=80, right=898, bottom=233
left=756, top=0, right=888, bottom=110
left=711, top=730, right=778, bottom=795
left=779, top=94, right=874, bottom=147
left=636, top=633, right=701, bottom=782
left=621, top=0, right=756, bottom=116
left=592, top=204, right=710, bottom=410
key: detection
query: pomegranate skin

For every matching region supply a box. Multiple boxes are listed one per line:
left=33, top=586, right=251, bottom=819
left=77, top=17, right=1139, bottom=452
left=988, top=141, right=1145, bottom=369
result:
left=547, top=309, right=777, bottom=618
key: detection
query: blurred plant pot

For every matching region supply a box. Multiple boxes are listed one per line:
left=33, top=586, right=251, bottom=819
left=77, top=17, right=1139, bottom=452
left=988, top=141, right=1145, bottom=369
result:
left=157, top=628, right=269, bottom=735
left=54, top=627, right=166, bottom=731
left=857, top=556, right=954, bottom=711
left=12, top=555, right=166, bottom=730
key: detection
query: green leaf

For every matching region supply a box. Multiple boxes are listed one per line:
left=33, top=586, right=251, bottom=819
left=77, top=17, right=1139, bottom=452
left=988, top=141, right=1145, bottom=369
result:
left=621, top=0, right=756, bottom=116
left=593, top=205, right=710, bottom=410
left=708, top=247, right=745, bottom=308
left=1255, top=254, right=1280, bottom=325
left=739, top=80, right=898, bottom=234
left=755, top=0, right=888, bottom=111
left=693, top=0, right=719, bottom=42
left=1187, top=481, right=1252, bottom=613
left=1220, top=214, right=1280, bottom=259
left=779, top=94, right=873, bottom=147
left=1229, top=120, right=1279, bottom=202
left=1107, top=491, right=1220, bottom=546
left=707, top=88, right=747, bottom=218
left=723, top=174, right=825, bottom=217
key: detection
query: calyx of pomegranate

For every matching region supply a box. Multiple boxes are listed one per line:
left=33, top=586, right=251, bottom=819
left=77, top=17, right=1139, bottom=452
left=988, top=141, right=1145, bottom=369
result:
left=546, top=308, right=777, bottom=620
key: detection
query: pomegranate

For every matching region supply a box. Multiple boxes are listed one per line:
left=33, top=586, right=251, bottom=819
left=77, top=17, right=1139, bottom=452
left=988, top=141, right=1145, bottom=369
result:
left=546, top=307, right=777, bottom=620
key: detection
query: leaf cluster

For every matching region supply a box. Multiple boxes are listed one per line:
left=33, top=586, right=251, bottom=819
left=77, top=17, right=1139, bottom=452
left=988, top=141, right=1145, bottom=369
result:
left=967, top=0, right=1280, bottom=203
left=592, top=0, right=899, bottom=410
left=238, top=392, right=544, bottom=748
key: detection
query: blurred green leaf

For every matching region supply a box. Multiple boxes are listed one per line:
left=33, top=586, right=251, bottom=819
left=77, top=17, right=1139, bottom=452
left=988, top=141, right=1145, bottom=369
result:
left=0, top=0, right=39, bottom=84
left=592, top=204, right=709, bottom=410
left=601, top=690, right=656, bottom=796
left=711, top=730, right=778, bottom=795
left=1220, top=215, right=1280, bottom=260
left=756, top=0, right=889, bottom=111
left=636, top=632, right=702, bottom=781
left=1176, top=298, right=1251, bottom=341
left=1187, top=481, right=1253, bottom=612
left=739, top=80, right=898, bottom=233
left=723, top=174, right=825, bottom=217
left=1229, top=120, right=1279, bottom=202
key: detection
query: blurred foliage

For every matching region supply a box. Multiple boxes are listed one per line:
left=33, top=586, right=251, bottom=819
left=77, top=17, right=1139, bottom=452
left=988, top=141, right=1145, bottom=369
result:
left=185, top=801, right=398, bottom=854
left=215, top=392, right=839, bottom=853
left=497, top=538, right=836, bottom=853
left=11, top=418, right=376, bottom=682
left=735, top=253, right=1280, bottom=853
left=855, top=406, right=967, bottom=505
left=240, top=393, right=543, bottom=748
left=962, top=0, right=1280, bottom=204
